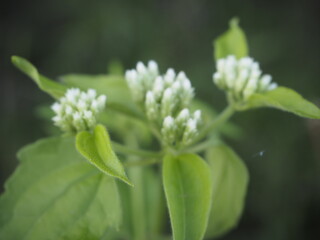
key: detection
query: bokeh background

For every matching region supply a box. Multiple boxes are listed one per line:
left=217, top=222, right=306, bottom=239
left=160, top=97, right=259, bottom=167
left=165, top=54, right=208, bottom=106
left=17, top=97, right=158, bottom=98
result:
left=1, top=0, right=320, bottom=239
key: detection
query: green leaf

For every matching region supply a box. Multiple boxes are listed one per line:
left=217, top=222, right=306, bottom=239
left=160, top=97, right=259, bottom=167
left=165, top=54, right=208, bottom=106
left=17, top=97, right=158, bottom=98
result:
left=76, top=124, right=133, bottom=186
left=11, top=56, right=67, bottom=99
left=0, top=137, right=122, bottom=240
left=163, top=153, right=213, bottom=240
left=205, top=144, right=249, bottom=238
left=214, top=18, right=248, bottom=60
left=246, top=87, right=320, bottom=119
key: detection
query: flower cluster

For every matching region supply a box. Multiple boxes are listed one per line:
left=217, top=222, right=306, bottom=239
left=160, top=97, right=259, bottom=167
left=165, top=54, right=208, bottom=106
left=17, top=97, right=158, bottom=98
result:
left=51, top=88, right=107, bottom=133
left=125, top=61, right=159, bottom=103
left=125, top=61, right=201, bottom=147
left=162, top=108, right=202, bottom=146
left=213, top=55, right=278, bottom=101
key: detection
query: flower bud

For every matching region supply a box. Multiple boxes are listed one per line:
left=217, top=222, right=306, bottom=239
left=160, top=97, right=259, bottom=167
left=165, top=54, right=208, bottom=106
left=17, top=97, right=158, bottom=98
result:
left=213, top=55, right=278, bottom=102
left=51, top=88, right=107, bottom=133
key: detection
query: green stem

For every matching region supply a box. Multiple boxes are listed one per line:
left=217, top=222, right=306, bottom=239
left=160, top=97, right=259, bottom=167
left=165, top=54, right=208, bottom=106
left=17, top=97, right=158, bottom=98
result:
left=185, top=138, right=218, bottom=153
left=125, top=134, right=148, bottom=240
left=124, top=158, right=162, bottom=167
left=193, top=105, right=235, bottom=143
left=111, top=141, right=162, bottom=158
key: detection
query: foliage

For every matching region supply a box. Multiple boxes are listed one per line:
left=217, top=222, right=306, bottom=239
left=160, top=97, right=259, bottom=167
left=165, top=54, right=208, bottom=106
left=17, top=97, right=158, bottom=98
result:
left=1, top=18, right=320, bottom=240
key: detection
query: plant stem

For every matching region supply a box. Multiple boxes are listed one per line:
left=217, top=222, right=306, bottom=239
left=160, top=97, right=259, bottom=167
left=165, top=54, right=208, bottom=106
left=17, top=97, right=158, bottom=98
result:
left=124, top=158, right=162, bottom=167
left=111, top=141, right=162, bottom=158
left=125, top=134, right=148, bottom=240
left=185, top=139, right=218, bottom=153
left=193, top=105, right=235, bottom=143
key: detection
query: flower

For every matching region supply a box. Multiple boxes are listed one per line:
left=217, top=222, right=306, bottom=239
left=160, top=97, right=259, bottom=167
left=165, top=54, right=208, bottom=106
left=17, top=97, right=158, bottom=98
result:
left=51, top=88, right=107, bottom=133
left=125, top=61, right=201, bottom=147
left=213, top=55, right=278, bottom=101
left=161, top=108, right=202, bottom=146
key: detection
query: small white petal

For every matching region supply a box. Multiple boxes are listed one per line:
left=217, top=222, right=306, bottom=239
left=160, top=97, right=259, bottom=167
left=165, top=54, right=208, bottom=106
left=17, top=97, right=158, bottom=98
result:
left=65, top=106, right=73, bottom=115
left=87, top=89, right=97, bottom=99
left=268, top=83, right=278, bottom=90
left=193, top=110, right=201, bottom=122
left=77, top=100, right=87, bottom=110
left=137, top=62, right=147, bottom=74
left=148, top=60, right=158, bottom=73
left=163, top=116, right=175, bottom=129
left=51, top=102, right=62, bottom=113
left=83, top=110, right=93, bottom=119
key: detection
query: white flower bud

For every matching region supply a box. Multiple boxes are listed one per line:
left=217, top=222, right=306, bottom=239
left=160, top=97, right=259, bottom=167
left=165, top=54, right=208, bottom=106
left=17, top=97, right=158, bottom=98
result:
left=182, top=118, right=198, bottom=145
left=193, top=110, right=202, bottom=124
left=87, top=89, right=97, bottom=99
left=176, top=71, right=187, bottom=81
left=152, top=76, right=164, bottom=99
left=51, top=88, right=107, bottom=133
left=213, top=55, right=278, bottom=101
left=163, top=116, right=175, bottom=130
left=176, top=108, right=190, bottom=127
left=97, top=95, right=107, bottom=110
left=65, top=106, right=73, bottom=115
left=51, top=103, right=62, bottom=114
left=148, top=60, right=158, bottom=74
left=164, top=68, right=176, bottom=85
left=145, top=91, right=158, bottom=120
left=77, top=100, right=87, bottom=111
left=161, top=88, right=175, bottom=118
left=137, top=62, right=147, bottom=75
left=268, top=83, right=278, bottom=91
left=162, top=116, right=176, bottom=145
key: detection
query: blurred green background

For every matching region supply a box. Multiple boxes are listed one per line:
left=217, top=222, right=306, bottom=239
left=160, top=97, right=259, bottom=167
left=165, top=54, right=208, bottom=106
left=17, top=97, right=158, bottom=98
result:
left=1, top=0, right=320, bottom=239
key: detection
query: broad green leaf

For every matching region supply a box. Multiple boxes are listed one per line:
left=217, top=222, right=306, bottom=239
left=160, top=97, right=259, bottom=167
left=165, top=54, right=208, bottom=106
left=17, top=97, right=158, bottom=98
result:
left=0, top=137, right=122, bottom=240
left=214, top=18, right=248, bottom=60
left=163, top=154, right=213, bottom=240
left=246, top=87, right=320, bottom=119
left=205, top=144, right=249, bottom=238
left=76, top=124, right=132, bottom=186
left=11, top=56, right=67, bottom=99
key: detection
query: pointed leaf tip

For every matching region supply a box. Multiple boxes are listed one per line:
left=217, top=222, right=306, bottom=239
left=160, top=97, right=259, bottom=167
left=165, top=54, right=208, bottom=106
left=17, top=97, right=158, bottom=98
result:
left=11, top=55, right=67, bottom=99
left=247, top=87, right=320, bottom=119
left=214, top=17, right=248, bottom=60
left=76, top=124, right=133, bottom=186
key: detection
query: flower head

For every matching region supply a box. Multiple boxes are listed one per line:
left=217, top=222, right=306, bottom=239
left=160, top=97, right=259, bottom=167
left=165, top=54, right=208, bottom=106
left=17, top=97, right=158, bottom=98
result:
left=213, top=55, right=278, bottom=101
left=125, top=60, right=200, bottom=147
left=51, top=88, right=107, bottom=133
left=161, top=108, right=202, bottom=147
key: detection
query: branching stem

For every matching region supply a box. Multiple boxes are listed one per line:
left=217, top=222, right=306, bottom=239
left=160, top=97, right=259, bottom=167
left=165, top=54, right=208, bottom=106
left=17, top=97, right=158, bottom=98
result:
left=123, top=158, right=162, bottom=167
left=112, top=141, right=163, bottom=158
left=192, top=104, right=235, bottom=143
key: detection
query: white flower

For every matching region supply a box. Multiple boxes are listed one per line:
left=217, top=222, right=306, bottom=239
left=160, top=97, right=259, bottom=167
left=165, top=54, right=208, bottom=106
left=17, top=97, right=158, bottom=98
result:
left=126, top=60, right=199, bottom=147
left=213, top=55, right=278, bottom=101
left=125, top=60, right=159, bottom=102
left=51, top=88, right=107, bottom=133
left=161, top=108, right=202, bottom=147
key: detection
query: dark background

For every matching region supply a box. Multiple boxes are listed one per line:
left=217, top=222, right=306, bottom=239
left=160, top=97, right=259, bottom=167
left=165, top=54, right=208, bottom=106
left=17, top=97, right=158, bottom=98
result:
left=1, top=0, right=320, bottom=239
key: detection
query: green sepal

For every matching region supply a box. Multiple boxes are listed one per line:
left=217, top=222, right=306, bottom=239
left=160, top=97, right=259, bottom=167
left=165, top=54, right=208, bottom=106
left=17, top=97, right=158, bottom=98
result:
left=11, top=56, right=67, bottom=99
left=162, top=153, right=213, bottom=240
left=214, top=18, right=248, bottom=60
left=246, top=87, right=320, bottom=119
left=76, top=124, right=133, bottom=186
left=205, top=144, right=249, bottom=238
